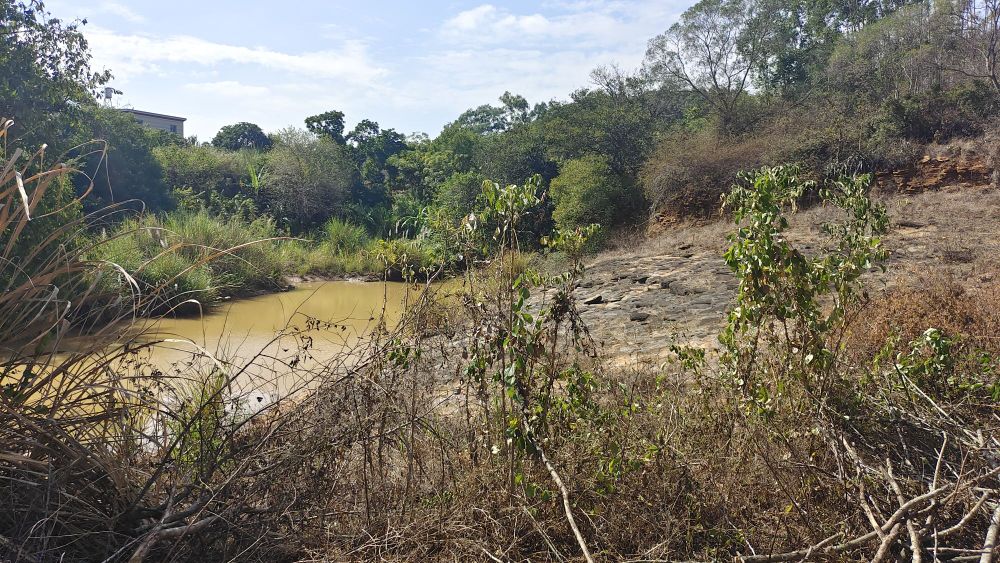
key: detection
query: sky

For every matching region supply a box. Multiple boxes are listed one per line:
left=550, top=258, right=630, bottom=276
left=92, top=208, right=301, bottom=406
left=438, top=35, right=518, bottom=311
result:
left=45, top=0, right=687, bottom=141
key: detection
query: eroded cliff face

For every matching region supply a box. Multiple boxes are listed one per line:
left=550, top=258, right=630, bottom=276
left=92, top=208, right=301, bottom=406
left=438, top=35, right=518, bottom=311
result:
left=877, top=138, right=998, bottom=194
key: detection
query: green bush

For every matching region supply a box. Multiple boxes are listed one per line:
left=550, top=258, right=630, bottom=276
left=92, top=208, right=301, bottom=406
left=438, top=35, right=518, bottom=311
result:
left=263, top=128, right=355, bottom=233
left=551, top=154, right=642, bottom=229
left=433, top=171, right=485, bottom=223
left=372, top=237, right=441, bottom=279
left=154, top=144, right=261, bottom=220
left=323, top=218, right=369, bottom=254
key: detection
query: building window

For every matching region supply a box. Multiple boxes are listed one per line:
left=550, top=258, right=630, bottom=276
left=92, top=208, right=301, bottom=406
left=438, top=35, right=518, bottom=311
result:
left=137, top=119, right=144, bottom=125
left=169, top=124, right=177, bottom=133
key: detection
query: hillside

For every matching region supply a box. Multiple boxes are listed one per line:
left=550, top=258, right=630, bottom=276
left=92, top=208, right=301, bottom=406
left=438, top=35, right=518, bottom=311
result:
left=580, top=140, right=1000, bottom=362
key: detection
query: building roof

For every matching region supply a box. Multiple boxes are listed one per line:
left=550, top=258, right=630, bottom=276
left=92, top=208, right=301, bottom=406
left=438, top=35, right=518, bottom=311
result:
left=119, top=108, right=187, bottom=122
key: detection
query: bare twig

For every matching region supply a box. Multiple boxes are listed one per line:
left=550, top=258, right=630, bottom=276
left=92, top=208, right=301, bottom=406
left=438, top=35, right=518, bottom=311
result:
left=980, top=503, right=1000, bottom=563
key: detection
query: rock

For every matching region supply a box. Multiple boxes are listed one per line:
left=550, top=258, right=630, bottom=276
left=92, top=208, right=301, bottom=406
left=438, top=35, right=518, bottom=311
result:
left=669, top=282, right=706, bottom=296
left=943, top=249, right=975, bottom=263
left=583, top=294, right=604, bottom=305
left=631, top=274, right=649, bottom=284
left=579, top=280, right=595, bottom=288
left=678, top=243, right=693, bottom=251
left=629, top=311, right=651, bottom=322
left=658, top=279, right=674, bottom=289
left=604, top=294, right=624, bottom=303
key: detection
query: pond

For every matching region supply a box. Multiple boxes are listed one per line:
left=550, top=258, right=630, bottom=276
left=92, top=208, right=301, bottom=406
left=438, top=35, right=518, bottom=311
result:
left=124, top=280, right=420, bottom=402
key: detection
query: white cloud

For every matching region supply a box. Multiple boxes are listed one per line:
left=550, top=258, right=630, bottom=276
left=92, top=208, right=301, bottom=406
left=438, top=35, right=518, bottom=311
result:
left=440, top=2, right=670, bottom=45
left=70, top=0, right=683, bottom=139
left=97, top=1, right=145, bottom=23
left=183, top=81, right=273, bottom=98
left=422, top=1, right=683, bottom=121
left=444, top=5, right=498, bottom=31
left=85, top=26, right=386, bottom=85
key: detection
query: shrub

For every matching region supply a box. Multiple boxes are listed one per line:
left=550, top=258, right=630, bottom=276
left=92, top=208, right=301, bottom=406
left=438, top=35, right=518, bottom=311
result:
left=433, top=171, right=486, bottom=223
left=372, top=237, right=441, bottom=280
left=720, top=165, right=889, bottom=414
left=322, top=218, right=369, bottom=254
left=847, top=275, right=1000, bottom=400
left=154, top=144, right=262, bottom=219
left=550, top=154, right=642, bottom=229
left=91, top=210, right=286, bottom=312
left=263, top=129, right=355, bottom=233
left=641, top=128, right=765, bottom=219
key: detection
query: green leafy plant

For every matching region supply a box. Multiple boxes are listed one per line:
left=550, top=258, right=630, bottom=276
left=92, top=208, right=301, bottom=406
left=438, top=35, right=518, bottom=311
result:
left=720, top=165, right=888, bottom=414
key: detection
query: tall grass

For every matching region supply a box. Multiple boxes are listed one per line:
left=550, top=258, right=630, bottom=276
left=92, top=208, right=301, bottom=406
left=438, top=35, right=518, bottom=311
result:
left=291, top=217, right=443, bottom=279
left=323, top=217, right=368, bottom=253
left=0, top=120, right=333, bottom=562
left=91, top=209, right=287, bottom=313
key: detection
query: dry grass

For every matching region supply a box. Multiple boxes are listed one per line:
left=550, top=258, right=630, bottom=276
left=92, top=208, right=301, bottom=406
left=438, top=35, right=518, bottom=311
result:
left=850, top=274, right=1000, bottom=356
left=3, top=119, right=999, bottom=562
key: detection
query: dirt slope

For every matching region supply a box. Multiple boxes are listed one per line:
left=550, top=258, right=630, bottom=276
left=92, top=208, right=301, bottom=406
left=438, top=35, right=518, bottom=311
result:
left=579, top=154, right=1000, bottom=363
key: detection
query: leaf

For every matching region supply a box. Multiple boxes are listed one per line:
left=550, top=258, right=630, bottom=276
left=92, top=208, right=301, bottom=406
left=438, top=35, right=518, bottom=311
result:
left=15, top=171, right=30, bottom=220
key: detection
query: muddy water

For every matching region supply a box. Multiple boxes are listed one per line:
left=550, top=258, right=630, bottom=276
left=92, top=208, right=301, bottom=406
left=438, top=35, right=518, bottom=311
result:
left=127, top=281, right=417, bottom=401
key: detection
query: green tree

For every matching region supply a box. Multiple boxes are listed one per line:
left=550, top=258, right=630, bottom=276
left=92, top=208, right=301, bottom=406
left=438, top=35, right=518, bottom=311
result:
left=751, top=0, right=922, bottom=93
left=345, top=119, right=408, bottom=212
left=542, top=66, right=668, bottom=179
left=550, top=154, right=643, bottom=229
left=433, top=171, right=486, bottom=223
left=0, top=0, right=111, bottom=150
left=71, top=105, right=171, bottom=212
left=304, top=110, right=346, bottom=144
left=644, top=0, right=768, bottom=135
left=452, top=91, right=541, bottom=133
left=263, top=128, right=354, bottom=232
left=386, top=125, right=483, bottom=205
left=476, top=123, right=557, bottom=187
left=211, top=122, right=272, bottom=151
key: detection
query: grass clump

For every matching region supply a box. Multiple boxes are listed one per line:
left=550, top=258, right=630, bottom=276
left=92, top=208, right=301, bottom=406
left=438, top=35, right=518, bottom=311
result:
left=323, top=217, right=369, bottom=253
left=291, top=218, right=382, bottom=277
left=291, top=217, right=446, bottom=280
left=91, top=209, right=286, bottom=313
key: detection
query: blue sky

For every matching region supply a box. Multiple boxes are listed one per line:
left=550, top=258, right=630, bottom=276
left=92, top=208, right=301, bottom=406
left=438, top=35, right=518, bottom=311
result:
left=46, top=1, right=687, bottom=140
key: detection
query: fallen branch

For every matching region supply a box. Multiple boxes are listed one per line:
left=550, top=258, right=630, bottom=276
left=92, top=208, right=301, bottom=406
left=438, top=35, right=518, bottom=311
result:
left=523, top=420, right=595, bottom=563
left=739, top=465, right=1000, bottom=562
left=980, top=503, right=1000, bottom=563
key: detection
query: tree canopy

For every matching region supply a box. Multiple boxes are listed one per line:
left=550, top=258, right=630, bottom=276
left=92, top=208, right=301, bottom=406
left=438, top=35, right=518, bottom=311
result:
left=212, top=121, right=273, bottom=151
left=305, top=110, right=346, bottom=144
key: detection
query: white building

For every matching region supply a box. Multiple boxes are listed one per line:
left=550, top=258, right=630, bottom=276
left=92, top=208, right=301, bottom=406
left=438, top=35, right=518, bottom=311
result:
left=120, top=109, right=186, bottom=137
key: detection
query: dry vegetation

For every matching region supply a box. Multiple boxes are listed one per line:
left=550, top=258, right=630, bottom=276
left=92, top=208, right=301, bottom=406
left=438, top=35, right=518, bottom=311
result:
left=2, top=120, right=999, bottom=563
